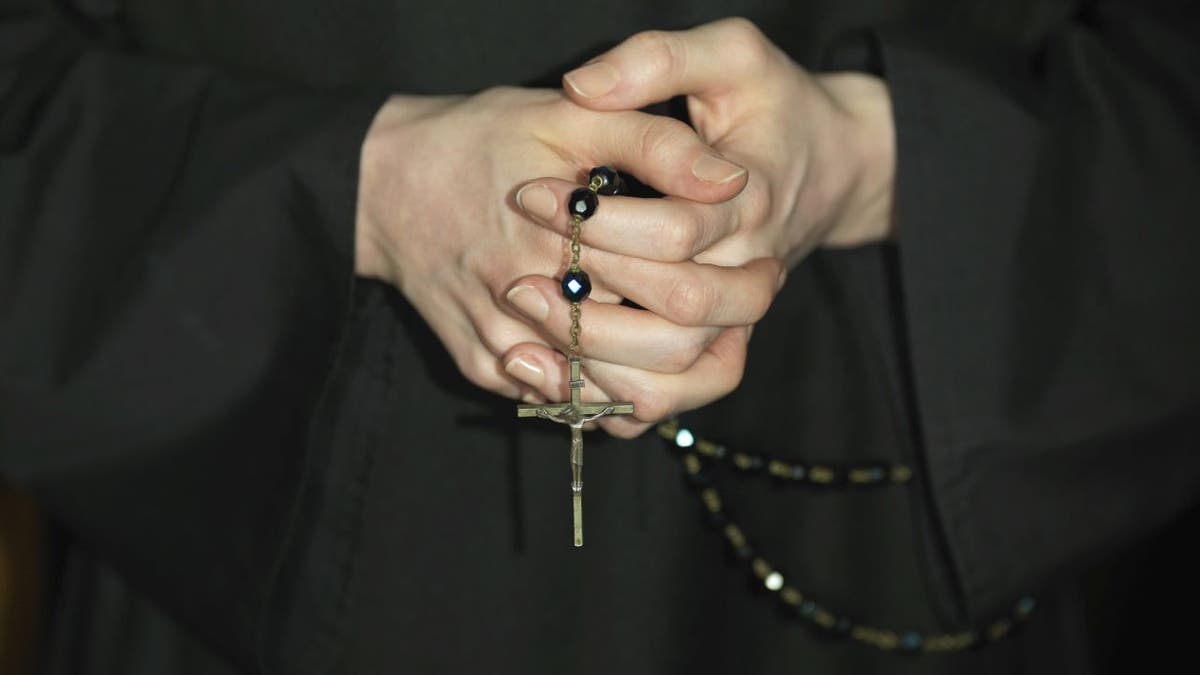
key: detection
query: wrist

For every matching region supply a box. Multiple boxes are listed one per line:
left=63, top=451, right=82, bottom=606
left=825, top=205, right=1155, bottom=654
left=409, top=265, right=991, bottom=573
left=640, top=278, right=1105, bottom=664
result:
left=815, top=72, right=896, bottom=247
left=354, top=94, right=459, bottom=285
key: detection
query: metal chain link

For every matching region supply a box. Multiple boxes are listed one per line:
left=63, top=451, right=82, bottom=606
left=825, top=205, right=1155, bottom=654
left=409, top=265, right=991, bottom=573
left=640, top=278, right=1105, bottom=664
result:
left=568, top=212, right=584, bottom=355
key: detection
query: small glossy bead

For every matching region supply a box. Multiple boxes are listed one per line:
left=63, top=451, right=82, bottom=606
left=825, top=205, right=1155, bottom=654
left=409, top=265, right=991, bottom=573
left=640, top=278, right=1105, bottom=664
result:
left=732, top=453, right=765, bottom=473
left=733, top=542, right=755, bottom=561
left=684, top=468, right=711, bottom=489
left=705, top=510, right=729, bottom=529
left=589, top=165, right=624, bottom=195
left=900, top=631, right=924, bottom=652
left=561, top=270, right=591, bottom=302
left=1014, top=596, right=1037, bottom=619
left=674, top=428, right=695, bottom=448
left=764, top=572, right=784, bottom=592
left=568, top=188, right=598, bottom=220
left=849, top=465, right=888, bottom=484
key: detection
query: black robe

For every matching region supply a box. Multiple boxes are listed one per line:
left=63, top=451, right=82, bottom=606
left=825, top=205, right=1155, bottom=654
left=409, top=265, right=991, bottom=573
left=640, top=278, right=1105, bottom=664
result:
left=2, top=0, right=1198, bottom=673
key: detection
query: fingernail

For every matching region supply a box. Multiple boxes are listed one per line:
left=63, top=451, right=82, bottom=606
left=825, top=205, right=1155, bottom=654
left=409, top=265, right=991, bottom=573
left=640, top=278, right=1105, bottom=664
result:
left=506, top=285, right=550, bottom=322
left=692, top=154, right=747, bottom=185
left=564, top=61, right=618, bottom=99
left=777, top=268, right=788, bottom=291
left=516, top=183, right=558, bottom=222
left=506, top=356, right=545, bottom=387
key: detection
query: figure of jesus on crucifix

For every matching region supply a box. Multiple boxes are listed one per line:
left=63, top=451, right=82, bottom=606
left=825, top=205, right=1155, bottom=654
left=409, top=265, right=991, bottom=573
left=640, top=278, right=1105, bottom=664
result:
left=518, top=355, right=634, bottom=547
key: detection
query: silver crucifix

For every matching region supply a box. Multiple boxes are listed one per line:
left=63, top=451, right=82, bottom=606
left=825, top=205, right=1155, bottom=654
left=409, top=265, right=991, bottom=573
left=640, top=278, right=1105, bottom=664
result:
left=517, top=356, right=634, bottom=547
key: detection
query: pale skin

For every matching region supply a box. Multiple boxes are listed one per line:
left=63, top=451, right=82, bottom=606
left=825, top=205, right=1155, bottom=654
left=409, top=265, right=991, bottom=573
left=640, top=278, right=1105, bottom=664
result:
left=355, top=17, right=895, bottom=439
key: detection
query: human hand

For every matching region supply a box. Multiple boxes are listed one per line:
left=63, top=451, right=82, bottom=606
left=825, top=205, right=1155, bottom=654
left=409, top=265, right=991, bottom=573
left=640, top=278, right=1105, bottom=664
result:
left=353, top=88, right=760, bottom=401
left=499, top=18, right=895, bottom=437
left=527, top=17, right=896, bottom=267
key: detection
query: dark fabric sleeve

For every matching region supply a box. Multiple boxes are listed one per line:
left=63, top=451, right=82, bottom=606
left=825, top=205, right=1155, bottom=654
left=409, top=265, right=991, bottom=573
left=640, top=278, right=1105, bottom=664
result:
left=877, top=0, right=1200, bottom=621
left=0, top=1, right=385, bottom=670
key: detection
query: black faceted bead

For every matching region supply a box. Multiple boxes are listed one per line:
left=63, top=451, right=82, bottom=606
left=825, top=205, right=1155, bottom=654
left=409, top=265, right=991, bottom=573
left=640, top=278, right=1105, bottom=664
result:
left=561, top=270, right=592, bottom=302
left=589, top=165, right=624, bottom=195
left=567, top=188, right=598, bottom=220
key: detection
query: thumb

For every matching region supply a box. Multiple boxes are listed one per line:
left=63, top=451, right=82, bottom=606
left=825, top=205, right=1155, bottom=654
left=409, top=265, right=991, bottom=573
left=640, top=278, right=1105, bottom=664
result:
left=562, top=17, right=771, bottom=111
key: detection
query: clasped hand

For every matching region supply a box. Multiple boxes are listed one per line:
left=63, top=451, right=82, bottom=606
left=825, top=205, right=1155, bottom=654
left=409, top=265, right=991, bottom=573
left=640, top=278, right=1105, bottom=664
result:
left=356, top=17, right=894, bottom=438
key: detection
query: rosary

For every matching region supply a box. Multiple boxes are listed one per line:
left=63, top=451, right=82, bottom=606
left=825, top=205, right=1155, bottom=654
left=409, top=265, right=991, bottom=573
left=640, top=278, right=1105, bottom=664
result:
left=516, top=166, right=634, bottom=547
left=511, top=168, right=1040, bottom=649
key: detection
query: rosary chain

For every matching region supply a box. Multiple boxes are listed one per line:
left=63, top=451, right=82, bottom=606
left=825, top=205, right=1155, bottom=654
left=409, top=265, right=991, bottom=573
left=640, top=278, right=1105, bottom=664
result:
left=568, top=212, right=584, bottom=355
left=569, top=303, right=582, bottom=355
left=567, top=177, right=602, bottom=357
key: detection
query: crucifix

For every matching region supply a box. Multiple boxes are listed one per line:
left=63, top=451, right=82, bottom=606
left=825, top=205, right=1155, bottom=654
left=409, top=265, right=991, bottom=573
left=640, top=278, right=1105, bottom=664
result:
left=516, top=166, right=635, bottom=547
left=518, top=356, right=633, bottom=546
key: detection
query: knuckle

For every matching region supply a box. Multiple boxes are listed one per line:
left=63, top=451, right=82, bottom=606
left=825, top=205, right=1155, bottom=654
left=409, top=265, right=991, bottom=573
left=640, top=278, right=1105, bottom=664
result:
left=746, top=285, right=774, bottom=323
left=720, top=17, right=771, bottom=69
left=628, top=29, right=682, bottom=74
left=743, top=182, right=772, bottom=229
left=636, top=116, right=692, bottom=164
left=664, top=276, right=714, bottom=325
left=662, top=335, right=705, bottom=373
left=474, top=85, right=520, bottom=107
left=631, top=384, right=673, bottom=422
left=458, top=351, right=497, bottom=391
left=721, top=17, right=764, bottom=41
left=661, top=217, right=700, bottom=261
left=732, top=266, right=779, bottom=325
left=718, top=357, right=747, bottom=397
left=709, top=340, right=748, bottom=398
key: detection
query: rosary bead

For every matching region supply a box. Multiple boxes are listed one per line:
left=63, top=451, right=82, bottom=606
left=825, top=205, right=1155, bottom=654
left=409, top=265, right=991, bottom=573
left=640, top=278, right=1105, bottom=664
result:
left=561, top=270, right=592, bottom=303
left=1014, top=596, right=1037, bottom=619
left=764, top=571, right=784, bottom=592
left=588, top=165, right=624, bottom=195
left=649, top=420, right=1034, bottom=656
left=705, top=509, right=729, bottom=529
left=568, top=187, right=598, bottom=220
left=732, top=452, right=765, bottom=473
left=733, top=542, right=755, bottom=561
left=900, top=631, right=924, bottom=652
left=685, top=469, right=711, bottom=489
left=849, top=465, right=888, bottom=484
left=674, top=428, right=695, bottom=448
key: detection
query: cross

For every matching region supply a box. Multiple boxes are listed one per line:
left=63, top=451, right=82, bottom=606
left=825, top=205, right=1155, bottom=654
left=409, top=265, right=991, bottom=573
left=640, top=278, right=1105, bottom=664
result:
left=517, top=355, right=634, bottom=547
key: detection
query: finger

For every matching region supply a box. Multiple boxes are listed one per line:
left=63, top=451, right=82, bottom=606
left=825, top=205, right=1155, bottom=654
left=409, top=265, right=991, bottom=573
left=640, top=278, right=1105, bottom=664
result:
left=591, top=326, right=748, bottom=438
left=506, top=326, right=748, bottom=439
left=546, top=105, right=748, bottom=203
left=514, top=178, right=739, bottom=262
left=590, top=326, right=750, bottom=439
left=589, top=252, right=784, bottom=327
left=562, top=18, right=776, bottom=111
left=504, top=275, right=722, bottom=373
left=501, top=326, right=748, bottom=441
left=501, top=342, right=616, bottom=406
